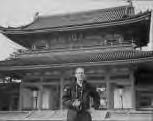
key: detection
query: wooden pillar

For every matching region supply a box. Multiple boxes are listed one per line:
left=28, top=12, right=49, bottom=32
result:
left=39, top=76, right=44, bottom=110
left=60, top=76, right=64, bottom=110
left=147, top=10, right=153, bottom=50
left=106, top=81, right=110, bottom=109
left=106, top=70, right=113, bottom=109
left=130, top=70, right=136, bottom=109
left=18, top=82, right=23, bottom=111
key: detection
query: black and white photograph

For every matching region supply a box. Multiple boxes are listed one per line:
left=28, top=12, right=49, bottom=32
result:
left=0, top=0, right=153, bottom=121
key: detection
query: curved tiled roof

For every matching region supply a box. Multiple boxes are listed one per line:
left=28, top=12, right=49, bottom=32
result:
left=0, top=5, right=136, bottom=34
left=1, top=10, right=150, bottom=35
left=23, top=5, right=134, bottom=30
left=0, top=49, right=153, bottom=71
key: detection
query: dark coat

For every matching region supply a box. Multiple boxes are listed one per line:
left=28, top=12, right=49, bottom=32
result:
left=62, top=79, right=100, bottom=121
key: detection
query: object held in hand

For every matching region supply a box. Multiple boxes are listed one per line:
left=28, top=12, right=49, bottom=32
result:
left=72, top=99, right=83, bottom=111
left=72, top=99, right=81, bottom=107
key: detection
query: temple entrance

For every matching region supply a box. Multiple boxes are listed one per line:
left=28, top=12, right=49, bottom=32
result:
left=42, top=85, right=60, bottom=110
left=0, top=83, right=19, bottom=111
left=135, top=69, right=153, bottom=109
left=21, top=78, right=60, bottom=110
left=114, top=85, right=132, bottom=109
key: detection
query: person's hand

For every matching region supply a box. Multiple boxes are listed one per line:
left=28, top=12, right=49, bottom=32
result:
left=94, top=105, right=100, bottom=110
left=91, top=104, right=99, bottom=110
left=72, top=99, right=81, bottom=107
left=87, top=107, right=95, bottom=113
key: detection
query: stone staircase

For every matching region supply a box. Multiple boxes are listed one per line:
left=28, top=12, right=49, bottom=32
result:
left=107, top=110, right=153, bottom=121
left=0, top=111, right=29, bottom=120
left=0, top=110, right=152, bottom=121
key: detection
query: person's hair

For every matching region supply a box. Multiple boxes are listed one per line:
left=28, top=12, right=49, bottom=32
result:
left=75, top=67, right=85, bottom=74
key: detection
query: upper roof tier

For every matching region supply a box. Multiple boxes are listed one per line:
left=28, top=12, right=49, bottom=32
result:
left=0, top=5, right=138, bottom=34
left=22, top=5, right=135, bottom=30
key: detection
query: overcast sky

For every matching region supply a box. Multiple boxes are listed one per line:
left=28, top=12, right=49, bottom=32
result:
left=0, top=0, right=153, bottom=60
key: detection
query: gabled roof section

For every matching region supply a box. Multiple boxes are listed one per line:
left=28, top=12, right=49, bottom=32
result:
left=23, top=5, right=134, bottom=30
left=0, top=5, right=134, bottom=33
left=1, top=10, right=150, bottom=35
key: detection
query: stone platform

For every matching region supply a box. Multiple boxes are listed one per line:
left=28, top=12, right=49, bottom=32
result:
left=0, top=110, right=152, bottom=121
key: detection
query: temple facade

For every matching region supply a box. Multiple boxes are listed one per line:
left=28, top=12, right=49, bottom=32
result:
left=0, top=4, right=153, bottom=121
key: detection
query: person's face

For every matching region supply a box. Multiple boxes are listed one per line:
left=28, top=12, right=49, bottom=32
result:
left=75, top=68, right=85, bottom=83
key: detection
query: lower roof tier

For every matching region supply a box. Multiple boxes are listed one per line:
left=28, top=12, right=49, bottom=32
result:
left=0, top=48, right=153, bottom=71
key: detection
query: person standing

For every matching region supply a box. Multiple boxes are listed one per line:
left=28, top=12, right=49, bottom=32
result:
left=62, top=67, right=100, bottom=121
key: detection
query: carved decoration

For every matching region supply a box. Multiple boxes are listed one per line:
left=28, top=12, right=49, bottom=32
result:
left=32, top=31, right=127, bottom=50
left=34, top=40, right=48, bottom=50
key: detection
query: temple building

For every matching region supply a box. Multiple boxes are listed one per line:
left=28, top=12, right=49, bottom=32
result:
left=0, top=4, right=153, bottom=121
